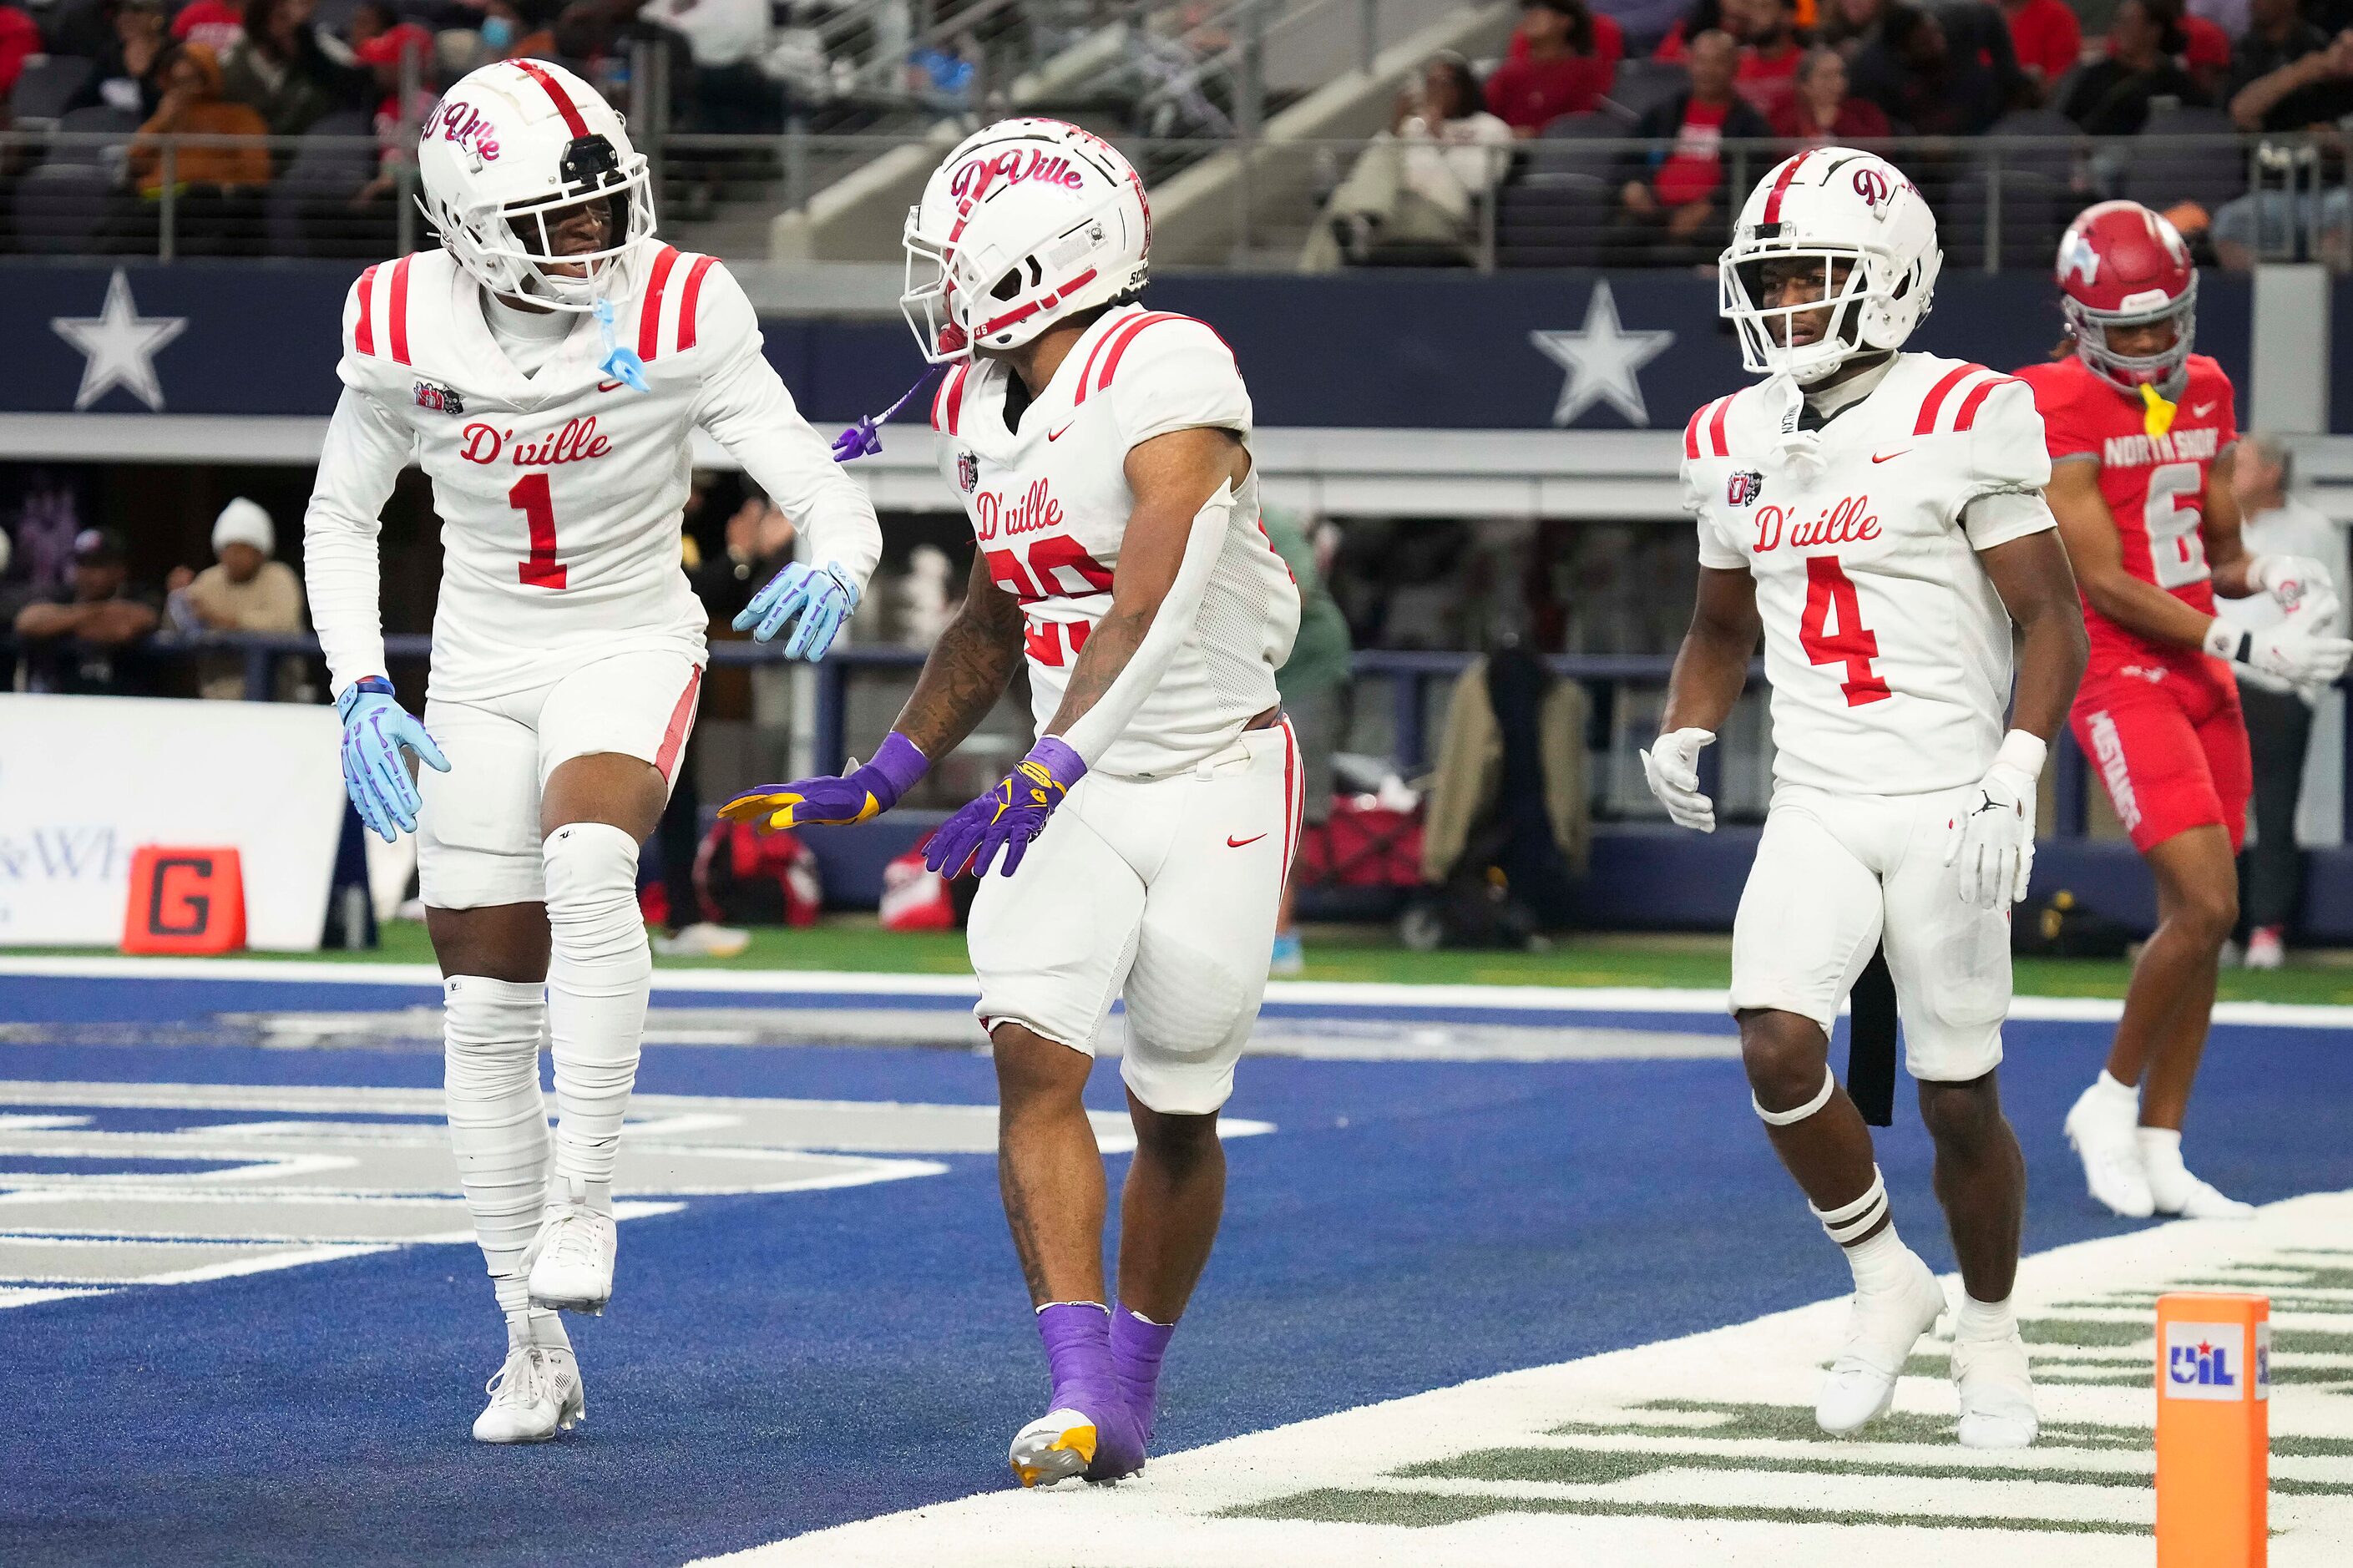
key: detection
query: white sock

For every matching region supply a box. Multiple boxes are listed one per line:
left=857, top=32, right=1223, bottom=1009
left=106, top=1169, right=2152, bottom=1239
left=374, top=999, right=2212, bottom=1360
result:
left=443, top=974, right=553, bottom=1292
left=543, top=822, right=650, bottom=1197
left=1842, top=1222, right=1914, bottom=1292
left=2089, top=1070, right=2139, bottom=1113
left=1955, top=1292, right=2016, bottom=1343
left=2138, top=1125, right=2189, bottom=1185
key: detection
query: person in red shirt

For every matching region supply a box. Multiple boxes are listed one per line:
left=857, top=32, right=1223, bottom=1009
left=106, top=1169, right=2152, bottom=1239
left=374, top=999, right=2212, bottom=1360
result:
left=1615, top=30, right=1772, bottom=262
left=0, top=2, right=40, bottom=99
left=1733, top=0, right=1809, bottom=119
left=2015, top=203, right=2352, bottom=1223
left=1486, top=0, right=1622, bottom=135
left=171, top=0, right=245, bottom=55
left=2002, top=0, right=2082, bottom=100
left=1769, top=45, right=1894, bottom=138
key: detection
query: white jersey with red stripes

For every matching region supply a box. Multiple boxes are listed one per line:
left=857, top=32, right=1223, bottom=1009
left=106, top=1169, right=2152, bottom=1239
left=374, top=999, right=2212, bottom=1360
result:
left=932, top=302, right=1299, bottom=777
left=316, top=239, right=876, bottom=704
left=1679, top=352, right=2055, bottom=796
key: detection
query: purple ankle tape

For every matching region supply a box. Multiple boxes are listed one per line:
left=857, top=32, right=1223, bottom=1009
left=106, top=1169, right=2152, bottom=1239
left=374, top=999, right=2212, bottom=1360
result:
left=1111, top=1305, right=1176, bottom=1443
left=1035, top=1302, right=1116, bottom=1414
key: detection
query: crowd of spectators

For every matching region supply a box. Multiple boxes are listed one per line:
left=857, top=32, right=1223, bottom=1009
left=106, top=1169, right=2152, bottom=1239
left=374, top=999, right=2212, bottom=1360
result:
left=1307, top=0, right=2353, bottom=269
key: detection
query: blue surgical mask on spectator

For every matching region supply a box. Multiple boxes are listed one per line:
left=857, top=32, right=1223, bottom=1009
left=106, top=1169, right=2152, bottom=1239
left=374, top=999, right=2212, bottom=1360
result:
left=482, top=15, right=516, bottom=48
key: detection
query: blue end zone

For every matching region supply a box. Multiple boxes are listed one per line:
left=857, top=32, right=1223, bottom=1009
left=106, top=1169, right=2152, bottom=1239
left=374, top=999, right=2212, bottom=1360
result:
left=0, top=972, right=2346, bottom=1565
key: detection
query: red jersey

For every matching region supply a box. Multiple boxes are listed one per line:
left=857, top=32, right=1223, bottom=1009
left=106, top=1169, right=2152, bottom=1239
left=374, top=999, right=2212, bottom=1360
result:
left=2012, top=352, right=2238, bottom=685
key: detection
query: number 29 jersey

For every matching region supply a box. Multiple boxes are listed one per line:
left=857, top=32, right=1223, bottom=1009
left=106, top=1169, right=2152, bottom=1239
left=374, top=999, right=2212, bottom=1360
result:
left=932, top=305, right=1300, bottom=777
left=1680, top=353, right=2057, bottom=797
left=2011, top=352, right=2238, bottom=690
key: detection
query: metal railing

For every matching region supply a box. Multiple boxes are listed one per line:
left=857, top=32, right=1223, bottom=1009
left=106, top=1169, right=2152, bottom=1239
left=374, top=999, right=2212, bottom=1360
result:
left=14, top=629, right=2343, bottom=838
left=4, top=126, right=2341, bottom=271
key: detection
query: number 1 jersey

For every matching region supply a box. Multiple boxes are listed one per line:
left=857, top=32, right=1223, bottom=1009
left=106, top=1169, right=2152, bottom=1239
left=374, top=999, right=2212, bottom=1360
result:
left=932, top=305, right=1300, bottom=777
left=1680, top=353, right=2056, bottom=797
left=307, top=242, right=880, bottom=704
left=2011, top=352, right=2237, bottom=689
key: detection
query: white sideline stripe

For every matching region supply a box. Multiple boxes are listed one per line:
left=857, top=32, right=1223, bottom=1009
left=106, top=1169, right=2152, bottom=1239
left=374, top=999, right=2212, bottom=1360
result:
left=5, top=953, right=2353, bottom=1029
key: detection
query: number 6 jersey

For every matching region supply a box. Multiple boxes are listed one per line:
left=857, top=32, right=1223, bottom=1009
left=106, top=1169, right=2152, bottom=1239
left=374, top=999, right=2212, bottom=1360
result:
left=304, top=242, right=882, bottom=703
left=1680, top=353, right=2057, bottom=797
left=2011, top=352, right=2238, bottom=691
left=932, top=304, right=1300, bottom=777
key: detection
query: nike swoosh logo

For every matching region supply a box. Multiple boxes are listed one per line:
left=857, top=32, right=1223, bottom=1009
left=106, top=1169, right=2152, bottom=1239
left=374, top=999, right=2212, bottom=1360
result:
left=596, top=380, right=625, bottom=393
left=2193, top=402, right=2217, bottom=416
left=1226, top=833, right=1267, bottom=848
left=1047, top=423, right=1074, bottom=441
left=1870, top=449, right=1908, bottom=463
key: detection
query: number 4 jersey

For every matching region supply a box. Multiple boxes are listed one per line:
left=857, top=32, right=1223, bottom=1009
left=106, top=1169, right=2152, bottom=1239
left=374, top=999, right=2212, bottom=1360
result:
left=932, top=304, right=1299, bottom=777
left=304, top=242, right=881, bottom=703
left=2011, top=352, right=2238, bottom=690
left=1681, top=352, right=2057, bottom=797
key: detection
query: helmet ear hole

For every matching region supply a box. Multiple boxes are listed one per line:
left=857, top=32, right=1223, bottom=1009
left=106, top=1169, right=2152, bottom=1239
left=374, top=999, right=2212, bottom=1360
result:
left=989, top=268, right=1024, bottom=301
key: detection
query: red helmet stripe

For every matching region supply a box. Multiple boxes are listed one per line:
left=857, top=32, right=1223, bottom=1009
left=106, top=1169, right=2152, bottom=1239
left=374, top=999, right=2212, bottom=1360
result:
left=638, top=245, right=681, bottom=362
left=1760, top=152, right=1812, bottom=226
left=1912, top=364, right=1982, bottom=436
left=387, top=255, right=412, bottom=367
left=353, top=265, right=378, bottom=357
left=676, top=255, right=716, bottom=352
left=510, top=58, right=590, bottom=139
left=1952, top=376, right=2022, bottom=432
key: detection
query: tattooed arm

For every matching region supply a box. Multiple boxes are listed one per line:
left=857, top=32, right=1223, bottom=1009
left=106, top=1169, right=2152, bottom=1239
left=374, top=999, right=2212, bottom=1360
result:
left=891, top=547, right=1027, bottom=758
left=1043, top=426, right=1252, bottom=762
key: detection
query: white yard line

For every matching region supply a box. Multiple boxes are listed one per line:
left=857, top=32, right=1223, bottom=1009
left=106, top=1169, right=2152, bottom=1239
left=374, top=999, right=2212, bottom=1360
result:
left=695, top=1192, right=2353, bottom=1568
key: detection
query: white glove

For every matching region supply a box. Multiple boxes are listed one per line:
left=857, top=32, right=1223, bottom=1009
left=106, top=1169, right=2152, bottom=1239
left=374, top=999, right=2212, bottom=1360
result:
left=2251, top=553, right=2337, bottom=617
left=2206, top=611, right=2353, bottom=688
left=1640, top=726, right=1717, bottom=832
left=1946, top=731, right=2044, bottom=910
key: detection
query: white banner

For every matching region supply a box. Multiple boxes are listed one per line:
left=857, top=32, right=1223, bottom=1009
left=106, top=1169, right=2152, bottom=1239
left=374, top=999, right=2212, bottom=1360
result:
left=0, top=694, right=346, bottom=950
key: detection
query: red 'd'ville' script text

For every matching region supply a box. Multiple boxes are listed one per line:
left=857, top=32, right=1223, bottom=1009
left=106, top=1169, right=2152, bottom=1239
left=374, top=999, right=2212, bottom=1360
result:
left=974, top=479, right=1063, bottom=541
left=460, top=417, right=612, bottom=467
left=1753, top=495, right=1880, bottom=554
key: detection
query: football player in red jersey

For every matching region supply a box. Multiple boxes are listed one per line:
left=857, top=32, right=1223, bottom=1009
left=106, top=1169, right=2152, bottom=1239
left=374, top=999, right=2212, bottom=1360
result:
left=2016, top=202, right=2352, bottom=1221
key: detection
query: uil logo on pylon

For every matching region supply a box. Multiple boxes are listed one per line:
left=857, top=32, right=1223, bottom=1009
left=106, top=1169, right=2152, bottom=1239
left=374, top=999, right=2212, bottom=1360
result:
left=2163, top=1321, right=2248, bottom=1402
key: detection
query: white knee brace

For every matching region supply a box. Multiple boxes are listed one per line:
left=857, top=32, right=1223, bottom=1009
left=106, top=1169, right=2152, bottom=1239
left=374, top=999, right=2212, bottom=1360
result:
left=542, top=821, right=650, bottom=1193
left=443, top=974, right=551, bottom=1282
left=1753, top=1064, right=1838, bottom=1126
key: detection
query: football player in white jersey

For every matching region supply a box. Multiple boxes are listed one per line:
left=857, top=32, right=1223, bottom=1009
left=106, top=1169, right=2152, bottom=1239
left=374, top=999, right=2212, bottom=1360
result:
left=1642, top=149, right=2087, bottom=1447
left=301, top=58, right=881, bottom=1443
left=721, top=119, right=1300, bottom=1487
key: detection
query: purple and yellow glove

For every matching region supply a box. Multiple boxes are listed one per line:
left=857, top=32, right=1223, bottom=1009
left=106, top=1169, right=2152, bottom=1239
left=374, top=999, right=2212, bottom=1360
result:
left=719, top=731, right=929, bottom=831
left=926, top=737, right=1085, bottom=878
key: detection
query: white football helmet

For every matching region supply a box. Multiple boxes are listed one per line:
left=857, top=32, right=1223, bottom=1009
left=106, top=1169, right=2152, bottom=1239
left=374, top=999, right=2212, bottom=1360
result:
left=417, top=58, right=655, bottom=312
left=1719, top=148, right=1941, bottom=382
left=900, top=117, right=1151, bottom=363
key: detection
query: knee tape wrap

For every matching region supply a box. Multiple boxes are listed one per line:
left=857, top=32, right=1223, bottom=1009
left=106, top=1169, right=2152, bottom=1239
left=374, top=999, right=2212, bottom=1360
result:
left=1810, top=1166, right=1890, bottom=1246
left=1753, top=1064, right=1837, bottom=1127
left=543, top=821, right=650, bottom=980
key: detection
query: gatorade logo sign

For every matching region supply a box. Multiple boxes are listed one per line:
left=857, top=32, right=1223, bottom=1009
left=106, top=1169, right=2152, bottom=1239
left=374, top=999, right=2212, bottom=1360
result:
left=2164, top=1321, right=2252, bottom=1402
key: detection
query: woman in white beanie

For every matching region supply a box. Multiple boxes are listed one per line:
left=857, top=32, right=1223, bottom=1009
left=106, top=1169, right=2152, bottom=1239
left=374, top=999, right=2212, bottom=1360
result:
left=166, top=496, right=308, bottom=699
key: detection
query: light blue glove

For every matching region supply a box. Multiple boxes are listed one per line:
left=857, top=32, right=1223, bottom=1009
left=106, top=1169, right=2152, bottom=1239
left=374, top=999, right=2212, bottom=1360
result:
left=337, top=676, right=450, bottom=843
left=734, top=560, right=862, bottom=660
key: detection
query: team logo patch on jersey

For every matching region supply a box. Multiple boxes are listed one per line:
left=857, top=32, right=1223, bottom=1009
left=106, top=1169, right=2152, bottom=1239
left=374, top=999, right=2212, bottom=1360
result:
left=957, top=450, right=979, bottom=493
left=412, top=380, right=466, bottom=416
left=1726, top=469, right=1764, bottom=507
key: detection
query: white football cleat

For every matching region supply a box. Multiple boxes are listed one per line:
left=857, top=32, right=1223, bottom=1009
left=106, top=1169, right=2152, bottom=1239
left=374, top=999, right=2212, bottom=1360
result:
left=1952, top=1330, right=2038, bottom=1449
left=1008, top=1408, right=1099, bottom=1488
left=2150, top=1168, right=2258, bottom=1220
left=2064, top=1081, right=2155, bottom=1219
left=1818, top=1248, right=1946, bottom=1436
left=654, top=921, right=751, bottom=959
left=473, top=1345, right=584, bottom=1444
left=525, top=1186, right=618, bottom=1313
left=2244, top=926, right=2285, bottom=970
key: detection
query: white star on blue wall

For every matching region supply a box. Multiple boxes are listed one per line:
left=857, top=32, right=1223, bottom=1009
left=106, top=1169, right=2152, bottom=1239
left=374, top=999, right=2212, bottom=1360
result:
left=1529, top=280, right=1676, bottom=427
left=50, top=270, right=188, bottom=412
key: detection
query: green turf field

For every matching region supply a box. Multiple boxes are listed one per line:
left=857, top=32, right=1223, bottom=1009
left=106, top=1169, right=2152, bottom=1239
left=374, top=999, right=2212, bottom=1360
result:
left=18, top=920, right=2353, bottom=1004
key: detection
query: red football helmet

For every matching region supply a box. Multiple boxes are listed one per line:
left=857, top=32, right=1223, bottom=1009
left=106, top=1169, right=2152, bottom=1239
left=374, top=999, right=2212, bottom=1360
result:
left=2055, top=200, right=2198, bottom=398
